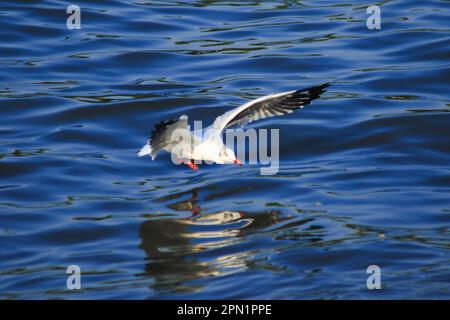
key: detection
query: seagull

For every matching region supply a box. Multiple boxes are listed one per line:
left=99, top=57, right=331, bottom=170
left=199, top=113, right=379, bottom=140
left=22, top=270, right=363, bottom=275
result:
left=138, top=83, right=329, bottom=170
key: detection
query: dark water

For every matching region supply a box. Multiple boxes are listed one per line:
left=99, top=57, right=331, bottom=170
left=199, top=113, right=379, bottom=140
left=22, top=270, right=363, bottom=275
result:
left=1, top=0, right=449, bottom=299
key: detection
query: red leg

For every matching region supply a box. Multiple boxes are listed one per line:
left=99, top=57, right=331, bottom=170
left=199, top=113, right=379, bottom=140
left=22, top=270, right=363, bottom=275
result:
left=185, top=160, right=199, bottom=171
left=190, top=205, right=201, bottom=217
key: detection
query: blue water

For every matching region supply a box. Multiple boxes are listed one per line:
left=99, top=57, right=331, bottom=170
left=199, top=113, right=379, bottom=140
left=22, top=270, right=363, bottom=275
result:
left=0, top=0, right=449, bottom=299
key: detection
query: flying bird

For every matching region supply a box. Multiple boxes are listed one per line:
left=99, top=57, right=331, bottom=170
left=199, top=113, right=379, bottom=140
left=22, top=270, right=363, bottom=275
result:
left=138, top=83, right=329, bottom=170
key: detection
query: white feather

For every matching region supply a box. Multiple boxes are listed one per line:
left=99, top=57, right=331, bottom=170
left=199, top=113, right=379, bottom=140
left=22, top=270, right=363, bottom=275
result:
left=137, top=143, right=152, bottom=157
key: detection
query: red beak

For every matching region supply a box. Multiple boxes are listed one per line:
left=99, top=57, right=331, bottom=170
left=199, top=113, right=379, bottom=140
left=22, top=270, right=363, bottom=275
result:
left=234, top=159, right=243, bottom=167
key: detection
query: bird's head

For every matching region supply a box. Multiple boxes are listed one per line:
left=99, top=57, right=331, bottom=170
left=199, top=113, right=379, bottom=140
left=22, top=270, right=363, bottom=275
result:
left=218, top=147, right=242, bottom=166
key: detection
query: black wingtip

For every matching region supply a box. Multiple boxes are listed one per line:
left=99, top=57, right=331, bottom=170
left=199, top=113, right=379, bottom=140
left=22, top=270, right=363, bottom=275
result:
left=294, top=82, right=330, bottom=99
left=149, top=117, right=179, bottom=143
left=304, top=82, right=330, bottom=93
left=315, top=82, right=330, bottom=95
left=320, top=82, right=331, bottom=89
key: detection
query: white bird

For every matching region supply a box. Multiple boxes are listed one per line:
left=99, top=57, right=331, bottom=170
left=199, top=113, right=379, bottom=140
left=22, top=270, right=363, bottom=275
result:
left=138, top=83, right=329, bottom=170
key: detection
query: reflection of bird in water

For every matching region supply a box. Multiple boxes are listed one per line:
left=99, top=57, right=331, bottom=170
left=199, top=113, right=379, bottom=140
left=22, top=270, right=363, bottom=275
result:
left=139, top=188, right=284, bottom=294
left=166, top=188, right=202, bottom=216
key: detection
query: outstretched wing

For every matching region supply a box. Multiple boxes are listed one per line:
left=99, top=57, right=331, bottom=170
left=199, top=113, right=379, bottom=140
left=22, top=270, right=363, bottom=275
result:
left=138, top=115, right=189, bottom=160
left=211, top=83, right=329, bottom=132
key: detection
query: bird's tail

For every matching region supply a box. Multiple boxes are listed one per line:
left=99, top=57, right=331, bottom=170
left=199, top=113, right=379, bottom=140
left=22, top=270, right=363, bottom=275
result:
left=137, top=143, right=152, bottom=157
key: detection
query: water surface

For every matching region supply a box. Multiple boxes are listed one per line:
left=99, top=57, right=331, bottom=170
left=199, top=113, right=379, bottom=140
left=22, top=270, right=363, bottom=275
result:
left=0, top=0, right=449, bottom=299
